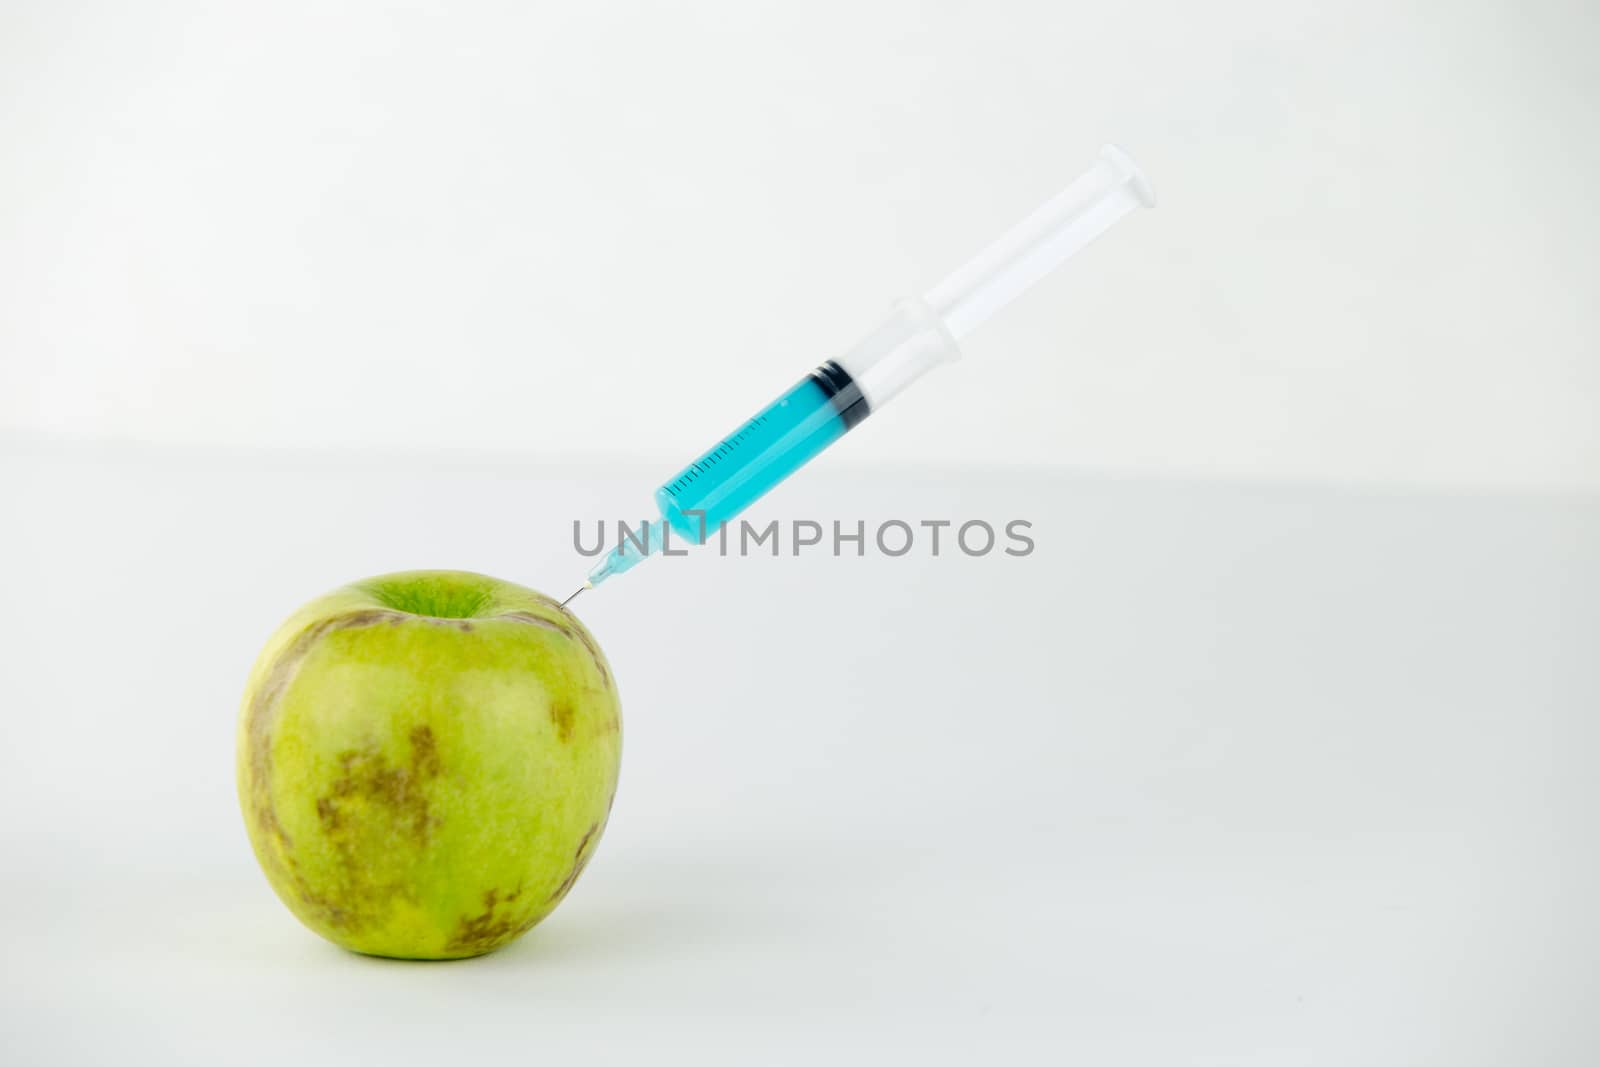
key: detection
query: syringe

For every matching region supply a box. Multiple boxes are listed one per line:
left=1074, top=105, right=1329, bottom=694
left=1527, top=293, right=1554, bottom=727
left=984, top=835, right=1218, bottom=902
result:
left=563, top=145, right=1154, bottom=606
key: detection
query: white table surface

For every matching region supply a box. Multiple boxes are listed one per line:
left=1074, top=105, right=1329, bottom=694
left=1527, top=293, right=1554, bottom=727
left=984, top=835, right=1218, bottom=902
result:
left=3, top=439, right=1596, bottom=1064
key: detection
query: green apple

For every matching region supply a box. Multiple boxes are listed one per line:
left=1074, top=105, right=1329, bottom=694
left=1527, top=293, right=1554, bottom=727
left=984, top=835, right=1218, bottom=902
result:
left=236, top=570, right=621, bottom=959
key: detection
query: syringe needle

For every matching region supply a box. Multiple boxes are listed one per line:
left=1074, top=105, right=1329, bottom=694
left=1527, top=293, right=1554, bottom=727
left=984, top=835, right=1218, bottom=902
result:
left=560, top=583, right=590, bottom=609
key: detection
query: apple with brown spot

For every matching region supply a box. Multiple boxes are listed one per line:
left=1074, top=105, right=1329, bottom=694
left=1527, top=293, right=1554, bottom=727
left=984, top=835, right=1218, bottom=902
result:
left=237, top=570, right=621, bottom=959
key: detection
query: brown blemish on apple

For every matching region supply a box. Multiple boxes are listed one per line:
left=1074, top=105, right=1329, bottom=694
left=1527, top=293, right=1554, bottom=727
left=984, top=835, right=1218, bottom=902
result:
left=415, top=616, right=476, bottom=631
left=409, top=724, right=442, bottom=777
left=549, top=700, right=575, bottom=743
left=285, top=724, right=446, bottom=932
left=444, top=885, right=541, bottom=956
left=546, top=822, right=601, bottom=906
left=318, top=724, right=444, bottom=846
left=567, top=627, right=613, bottom=691
left=314, top=796, right=342, bottom=831
left=244, top=610, right=408, bottom=857
left=497, top=611, right=614, bottom=689
left=241, top=608, right=426, bottom=933
left=497, top=610, right=563, bottom=632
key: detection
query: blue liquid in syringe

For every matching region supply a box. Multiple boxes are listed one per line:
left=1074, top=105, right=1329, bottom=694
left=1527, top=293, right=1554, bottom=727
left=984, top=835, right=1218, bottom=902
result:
left=590, top=360, right=868, bottom=582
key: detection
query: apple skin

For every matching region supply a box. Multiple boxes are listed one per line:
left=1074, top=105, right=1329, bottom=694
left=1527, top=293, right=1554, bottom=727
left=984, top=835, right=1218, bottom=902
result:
left=236, top=570, right=621, bottom=960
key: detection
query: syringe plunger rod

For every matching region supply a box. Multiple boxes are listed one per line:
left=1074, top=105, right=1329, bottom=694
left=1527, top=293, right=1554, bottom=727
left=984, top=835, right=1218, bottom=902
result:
left=831, top=144, right=1153, bottom=412
left=925, top=145, right=1155, bottom=341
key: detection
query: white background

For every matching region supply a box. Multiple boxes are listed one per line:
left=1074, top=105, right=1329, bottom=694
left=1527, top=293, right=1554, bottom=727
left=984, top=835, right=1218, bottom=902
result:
left=2, top=0, right=1597, bottom=489
left=3, top=3, right=1598, bottom=1064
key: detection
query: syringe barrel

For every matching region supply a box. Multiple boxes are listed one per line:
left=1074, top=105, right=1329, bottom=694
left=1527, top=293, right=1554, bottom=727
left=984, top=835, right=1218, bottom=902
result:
left=652, top=363, right=865, bottom=541
left=586, top=359, right=868, bottom=588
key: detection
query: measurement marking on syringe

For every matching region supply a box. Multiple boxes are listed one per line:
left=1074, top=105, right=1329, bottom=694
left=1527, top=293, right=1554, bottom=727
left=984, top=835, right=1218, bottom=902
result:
left=664, top=413, right=771, bottom=498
